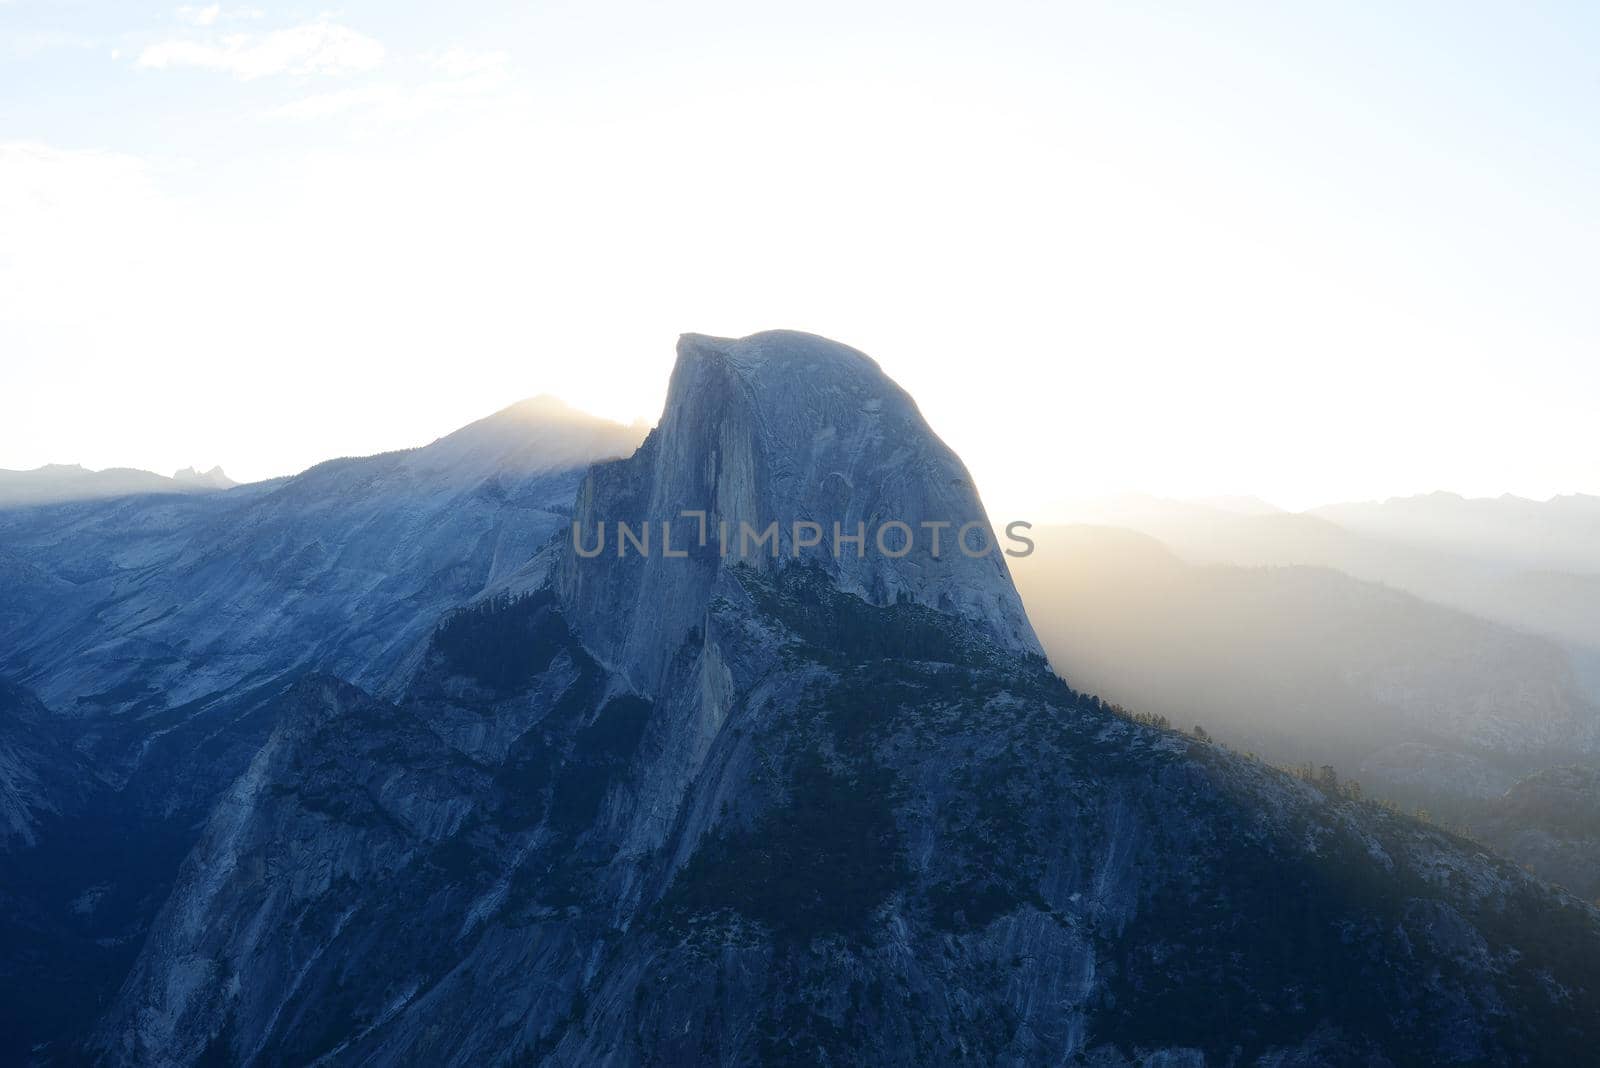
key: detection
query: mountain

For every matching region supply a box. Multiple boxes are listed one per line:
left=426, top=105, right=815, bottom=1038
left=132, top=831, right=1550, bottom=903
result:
left=80, top=332, right=1600, bottom=1066
left=553, top=330, right=1039, bottom=693
left=0, top=396, right=646, bottom=1062
left=0, top=396, right=646, bottom=760
left=1312, top=492, right=1600, bottom=653
left=1043, top=494, right=1600, bottom=654
left=172, top=465, right=237, bottom=490
left=0, top=463, right=235, bottom=509
left=1313, top=491, right=1600, bottom=576
left=1008, top=525, right=1600, bottom=790
left=1008, top=524, right=1600, bottom=905
left=0, top=392, right=646, bottom=806
left=1187, top=495, right=1285, bottom=516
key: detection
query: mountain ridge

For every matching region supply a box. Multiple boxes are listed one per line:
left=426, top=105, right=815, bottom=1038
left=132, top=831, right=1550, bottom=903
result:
left=0, top=397, right=650, bottom=1061
left=0, top=462, right=235, bottom=509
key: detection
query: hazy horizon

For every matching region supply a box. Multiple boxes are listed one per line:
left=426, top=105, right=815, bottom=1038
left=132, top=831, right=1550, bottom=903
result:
left=5, top=381, right=1596, bottom=518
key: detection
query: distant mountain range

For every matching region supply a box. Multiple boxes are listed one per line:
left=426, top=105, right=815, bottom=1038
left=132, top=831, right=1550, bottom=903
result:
left=1044, top=491, right=1600, bottom=652
left=0, top=462, right=239, bottom=509
left=1011, top=524, right=1600, bottom=779
left=1313, top=490, right=1600, bottom=576
left=1013, top=501, right=1600, bottom=901
left=2, top=335, right=1598, bottom=1065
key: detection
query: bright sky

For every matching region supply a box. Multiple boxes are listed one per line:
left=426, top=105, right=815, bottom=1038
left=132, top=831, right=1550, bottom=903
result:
left=2, top=1, right=1596, bottom=513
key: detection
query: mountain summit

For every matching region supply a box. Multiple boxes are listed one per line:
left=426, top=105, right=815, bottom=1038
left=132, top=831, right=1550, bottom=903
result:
left=557, top=330, right=1039, bottom=690
left=171, top=465, right=236, bottom=490
left=415, top=394, right=648, bottom=480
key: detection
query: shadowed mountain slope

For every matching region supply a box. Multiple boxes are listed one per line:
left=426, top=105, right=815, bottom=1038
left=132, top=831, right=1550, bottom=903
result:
left=0, top=398, right=645, bottom=1063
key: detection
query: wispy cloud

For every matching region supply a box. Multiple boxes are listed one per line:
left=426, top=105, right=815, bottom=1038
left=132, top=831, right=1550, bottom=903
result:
left=175, top=4, right=263, bottom=26
left=266, top=47, right=511, bottom=122
left=176, top=4, right=221, bottom=27
left=137, top=19, right=383, bottom=79
left=427, top=47, right=508, bottom=79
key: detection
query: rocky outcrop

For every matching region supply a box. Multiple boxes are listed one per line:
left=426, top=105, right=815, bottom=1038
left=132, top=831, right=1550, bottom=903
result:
left=556, top=330, right=1039, bottom=692
left=100, top=675, right=489, bottom=1067
left=171, top=466, right=237, bottom=490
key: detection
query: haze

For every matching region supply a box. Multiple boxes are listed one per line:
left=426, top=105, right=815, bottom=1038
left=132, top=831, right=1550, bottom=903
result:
left=3, top=1, right=1597, bottom=513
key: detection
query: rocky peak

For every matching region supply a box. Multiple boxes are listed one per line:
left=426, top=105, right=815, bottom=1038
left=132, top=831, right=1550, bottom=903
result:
left=557, top=330, right=1039, bottom=691
left=172, top=465, right=236, bottom=489
left=405, top=395, right=648, bottom=482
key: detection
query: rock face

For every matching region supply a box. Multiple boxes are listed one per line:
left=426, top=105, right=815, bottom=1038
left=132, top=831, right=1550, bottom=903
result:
left=88, top=332, right=1600, bottom=1066
left=0, top=398, right=645, bottom=1063
left=0, top=678, right=192, bottom=1061
left=558, top=331, right=1039, bottom=691
left=0, top=678, right=96, bottom=849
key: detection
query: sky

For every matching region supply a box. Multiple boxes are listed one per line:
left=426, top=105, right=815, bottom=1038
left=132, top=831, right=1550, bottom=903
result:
left=2, top=1, right=1596, bottom=515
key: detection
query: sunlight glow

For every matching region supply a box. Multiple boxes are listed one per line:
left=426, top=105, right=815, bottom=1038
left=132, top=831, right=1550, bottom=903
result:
left=3, top=1, right=1596, bottom=513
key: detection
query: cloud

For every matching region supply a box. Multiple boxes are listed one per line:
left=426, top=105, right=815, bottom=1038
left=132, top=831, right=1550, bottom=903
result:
left=265, top=84, right=409, bottom=120
left=427, top=47, right=508, bottom=79
left=266, top=48, right=511, bottom=122
left=175, top=4, right=264, bottom=25
left=137, top=19, right=383, bottom=79
left=177, top=4, right=221, bottom=26
left=266, top=78, right=497, bottom=123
